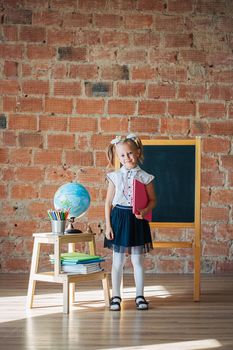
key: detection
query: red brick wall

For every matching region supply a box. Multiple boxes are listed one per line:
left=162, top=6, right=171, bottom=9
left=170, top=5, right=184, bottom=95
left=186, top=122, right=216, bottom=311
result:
left=0, top=0, right=232, bottom=273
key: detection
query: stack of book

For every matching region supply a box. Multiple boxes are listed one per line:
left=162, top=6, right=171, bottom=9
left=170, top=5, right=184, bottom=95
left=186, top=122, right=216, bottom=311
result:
left=49, top=252, right=105, bottom=274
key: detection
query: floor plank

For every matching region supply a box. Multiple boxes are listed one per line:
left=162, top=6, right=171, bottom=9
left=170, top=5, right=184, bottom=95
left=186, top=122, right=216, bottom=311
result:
left=0, top=273, right=233, bottom=350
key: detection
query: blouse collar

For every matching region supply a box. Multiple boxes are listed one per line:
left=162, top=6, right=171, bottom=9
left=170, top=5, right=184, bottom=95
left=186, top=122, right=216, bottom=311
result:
left=120, top=165, right=141, bottom=173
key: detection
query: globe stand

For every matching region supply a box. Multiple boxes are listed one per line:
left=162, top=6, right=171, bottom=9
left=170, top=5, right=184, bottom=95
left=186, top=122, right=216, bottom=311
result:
left=65, top=217, right=82, bottom=234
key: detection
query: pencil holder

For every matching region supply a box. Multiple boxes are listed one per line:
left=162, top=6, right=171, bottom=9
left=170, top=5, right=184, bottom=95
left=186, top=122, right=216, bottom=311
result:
left=51, top=220, right=66, bottom=234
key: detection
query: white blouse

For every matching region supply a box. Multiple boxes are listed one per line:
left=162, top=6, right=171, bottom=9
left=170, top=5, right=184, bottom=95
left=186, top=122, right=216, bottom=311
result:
left=107, top=165, right=154, bottom=207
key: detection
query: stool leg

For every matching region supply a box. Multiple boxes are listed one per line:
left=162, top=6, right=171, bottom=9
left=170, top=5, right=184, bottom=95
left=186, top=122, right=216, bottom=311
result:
left=102, top=274, right=110, bottom=307
left=27, top=239, right=41, bottom=309
left=63, top=278, right=69, bottom=314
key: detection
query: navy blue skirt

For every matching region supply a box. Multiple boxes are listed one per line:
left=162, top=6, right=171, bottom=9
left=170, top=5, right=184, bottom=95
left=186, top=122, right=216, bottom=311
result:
left=104, top=205, right=153, bottom=254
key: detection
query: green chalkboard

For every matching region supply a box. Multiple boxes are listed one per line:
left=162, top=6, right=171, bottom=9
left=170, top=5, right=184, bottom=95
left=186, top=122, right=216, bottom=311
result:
left=141, top=145, right=196, bottom=223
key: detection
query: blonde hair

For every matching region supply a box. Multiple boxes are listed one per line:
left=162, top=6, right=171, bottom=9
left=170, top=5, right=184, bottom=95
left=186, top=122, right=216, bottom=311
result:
left=107, top=135, right=144, bottom=167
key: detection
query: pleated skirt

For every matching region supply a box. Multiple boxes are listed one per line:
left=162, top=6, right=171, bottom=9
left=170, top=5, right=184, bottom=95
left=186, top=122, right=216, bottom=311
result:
left=104, top=205, right=153, bottom=254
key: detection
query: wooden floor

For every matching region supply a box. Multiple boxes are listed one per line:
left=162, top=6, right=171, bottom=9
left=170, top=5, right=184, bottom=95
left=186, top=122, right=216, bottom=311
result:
left=0, top=274, right=233, bottom=350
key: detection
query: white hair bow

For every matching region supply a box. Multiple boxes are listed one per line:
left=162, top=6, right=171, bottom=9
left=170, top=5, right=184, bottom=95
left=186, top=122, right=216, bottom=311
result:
left=110, top=134, right=137, bottom=145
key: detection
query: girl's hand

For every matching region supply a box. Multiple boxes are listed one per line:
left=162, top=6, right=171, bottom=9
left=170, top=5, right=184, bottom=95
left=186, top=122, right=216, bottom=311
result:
left=135, top=209, right=147, bottom=220
left=105, top=226, right=114, bottom=240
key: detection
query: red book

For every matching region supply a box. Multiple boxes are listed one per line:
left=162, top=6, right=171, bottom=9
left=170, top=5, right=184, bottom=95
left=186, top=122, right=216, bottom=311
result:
left=133, top=179, right=152, bottom=221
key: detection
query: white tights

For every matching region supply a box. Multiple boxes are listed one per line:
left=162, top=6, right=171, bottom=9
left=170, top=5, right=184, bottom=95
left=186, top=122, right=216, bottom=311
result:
left=111, top=250, right=144, bottom=297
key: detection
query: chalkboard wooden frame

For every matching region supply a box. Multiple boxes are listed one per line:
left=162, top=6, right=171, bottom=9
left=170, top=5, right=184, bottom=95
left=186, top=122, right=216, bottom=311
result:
left=143, top=138, right=201, bottom=301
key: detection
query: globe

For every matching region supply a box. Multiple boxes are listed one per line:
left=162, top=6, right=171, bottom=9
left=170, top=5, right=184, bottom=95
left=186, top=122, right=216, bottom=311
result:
left=54, top=182, right=91, bottom=233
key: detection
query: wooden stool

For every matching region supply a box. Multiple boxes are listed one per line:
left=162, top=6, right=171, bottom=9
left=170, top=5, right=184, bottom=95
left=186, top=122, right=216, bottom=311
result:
left=27, top=232, right=110, bottom=314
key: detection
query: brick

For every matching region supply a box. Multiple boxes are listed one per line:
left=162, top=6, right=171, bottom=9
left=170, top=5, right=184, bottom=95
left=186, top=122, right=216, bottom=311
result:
left=15, top=167, right=44, bottom=182
left=190, top=120, right=210, bottom=136
left=102, top=31, right=129, bottom=47
left=4, top=9, right=32, bottom=24
left=209, top=122, right=233, bottom=136
left=8, top=114, right=37, bottom=130
left=40, top=184, right=60, bottom=199
left=124, top=15, right=153, bottom=29
left=63, top=13, right=91, bottom=27
left=75, top=30, right=101, bottom=46
left=2, top=131, right=17, bottom=146
left=199, top=103, right=225, bottom=118
left=132, top=66, right=157, bottom=80
left=65, top=150, right=94, bottom=166
left=0, top=185, right=8, bottom=200
left=85, top=82, right=112, bottom=97
left=155, top=15, right=184, bottom=31
left=22, top=80, right=49, bottom=95
left=139, top=101, right=166, bottom=115
left=203, top=241, right=229, bottom=257
left=148, top=84, right=176, bottom=99
left=118, top=82, right=146, bottom=97
left=203, top=138, right=231, bottom=154
left=160, top=118, right=190, bottom=135
left=211, top=189, right=233, bottom=205
left=76, top=99, right=104, bottom=114
left=17, top=97, right=43, bottom=112
left=168, top=101, right=196, bottom=116
left=9, top=149, right=32, bottom=165
left=202, top=207, right=229, bottom=223
left=78, top=0, right=107, bottom=10
left=110, top=0, right=136, bottom=10
left=4, top=61, right=18, bottom=77
left=54, top=82, right=81, bottom=96
left=209, top=85, right=233, bottom=100
left=78, top=168, right=106, bottom=184
left=208, top=70, right=233, bottom=84
left=47, top=29, right=74, bottom=45
left=0, top=44, right=23, bottom=59
left=11, top=184, right=38, bottom=199
left=196, top=0, right=227, bottom=15
left=216, top=260, right=233, bottom=273
left=3, top=25, right=18, bottom=41
left=0, top=80, right=20, bottom=95
left=202, top=171, right=225, bottom=187
left=132, top=33, right=160, bottom=47
left=47, top=134, right=75, bottom=149
left=215, top=224, right=233, bottom=240
left=95, top=151, right=108, bottom=167
left=89, top=47, right=116, bottom=62
left=34, top=150, right=62, bottom=165
left=168, top=0, right=194, bottom=12
left=69, top=64, right=98, bottom=79
left=101, top=65, right=129, bottom=80
left=32, top=11, right=62, bottom=26
left=178, top=84, right=206, bottom=99
left=159, top=66, right=187, bottom=82
left=45, top=98, right=73, bottom=114
left=19, top=26, right=45, bottom=42
left=156, top=259, right=185, bottom=273
left=117, top=49, right=147, bottom=64
left=28, top=201, right=49, bottom=219
left=138, top=0, right=164, bottom=10
left=100, top=117, right=128, bottom=132
left=201, top=155, right=219, bottom=171
left=27, top=45, right=55, bottom=59
left=87, top=205, right=105, bottom=221
left=165, top=34, right=193, bottom=48
left=39, top=116, right=67, bottom=131
left=108, top=100, right=135, bottom=115
left=131, top=117, right=159, bottom=133
left=221, top=155, right=233, bottom=170
left=91, top=135, right=113, bottom=150
left=58, top=47, right=87, bottom=61
left=94, top=14, right=122, bottom=28
left=3, top=258, right=29, bottom=272
left=18, top=133, right=43, bottom=148
left=149, top=50, right=178, bottom=64
left=0, top=148, right=9, bottom=163
left=179, top=50, right=206, bottom=63
left=69, top=117, right=98, bottom=133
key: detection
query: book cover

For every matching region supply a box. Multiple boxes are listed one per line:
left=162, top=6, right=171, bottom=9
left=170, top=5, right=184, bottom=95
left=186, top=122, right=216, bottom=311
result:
left=133, top=179, right=152, bottom=221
